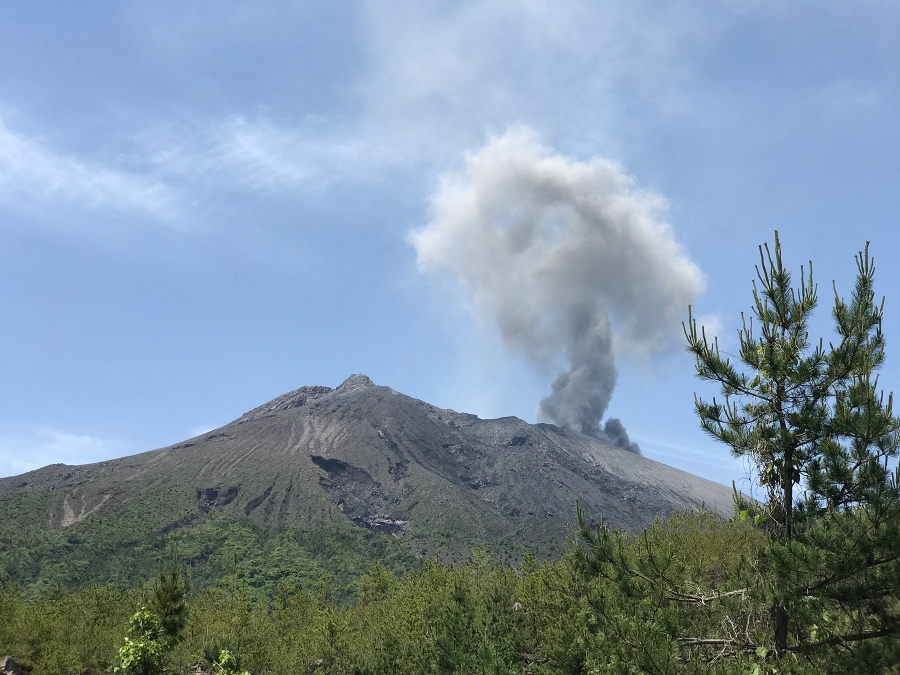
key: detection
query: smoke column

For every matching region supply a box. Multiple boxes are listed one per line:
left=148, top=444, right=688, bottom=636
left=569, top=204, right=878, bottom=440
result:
left=411, top=127, right=704, bottom=453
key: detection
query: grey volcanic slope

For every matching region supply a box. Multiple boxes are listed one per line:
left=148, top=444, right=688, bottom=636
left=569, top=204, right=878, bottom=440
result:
left=0, top=374, right=735, bottom=556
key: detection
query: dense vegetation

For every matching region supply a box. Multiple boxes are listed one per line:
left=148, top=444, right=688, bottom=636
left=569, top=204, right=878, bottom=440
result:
left=3, top=506, right=893, bottom=674
left=2, top=234, right=899, bottom=673
left=2, top=510, right=775, bottom=675
left=0, top=512, right=421, bottom=603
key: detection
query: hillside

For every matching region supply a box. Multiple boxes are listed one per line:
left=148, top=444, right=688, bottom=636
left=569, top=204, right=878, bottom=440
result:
left=0, top=374, right=735, bottom=595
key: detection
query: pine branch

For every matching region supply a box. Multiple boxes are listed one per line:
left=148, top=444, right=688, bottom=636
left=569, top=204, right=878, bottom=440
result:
left=668, top=588, right=748, bottom=605
left=796, top=550, right=900, bottom=596
left=786, top=627, right=899, bottom=653
left=676, top=638, right=756, bottom=651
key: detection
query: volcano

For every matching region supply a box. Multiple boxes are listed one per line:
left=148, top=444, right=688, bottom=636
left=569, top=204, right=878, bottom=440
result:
left=0, top=375, right=735, bottom=584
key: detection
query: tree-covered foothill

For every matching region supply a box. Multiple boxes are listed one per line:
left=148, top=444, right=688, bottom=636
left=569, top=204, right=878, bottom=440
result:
left=0, top=510, right=765, bottom=675
left=0, top=513, right=421, bottom=603
left=1, top=234, right=899, bottom=674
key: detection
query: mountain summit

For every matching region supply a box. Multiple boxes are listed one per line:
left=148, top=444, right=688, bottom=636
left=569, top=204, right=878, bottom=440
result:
left=1, top=375, right=735, bottom=565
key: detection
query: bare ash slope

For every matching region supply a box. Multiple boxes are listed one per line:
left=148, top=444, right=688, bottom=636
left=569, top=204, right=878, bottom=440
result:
left=0, top=375, right=735, bottom=556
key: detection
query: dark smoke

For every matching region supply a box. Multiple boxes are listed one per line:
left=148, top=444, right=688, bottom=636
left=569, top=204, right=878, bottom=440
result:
left=536, top=315, right=617, bottom=438
left=596, top=418, right=641, bottom=455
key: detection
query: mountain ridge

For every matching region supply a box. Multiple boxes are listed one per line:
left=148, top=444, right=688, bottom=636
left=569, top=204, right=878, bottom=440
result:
left=0, top=374, right=737, bottom=590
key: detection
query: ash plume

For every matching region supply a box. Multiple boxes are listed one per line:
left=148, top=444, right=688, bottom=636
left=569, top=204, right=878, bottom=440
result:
left=411, top=127, right=704, bottom=453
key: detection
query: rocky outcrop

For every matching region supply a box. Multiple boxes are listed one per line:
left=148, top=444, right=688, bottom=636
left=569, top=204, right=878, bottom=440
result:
left=1, top=657, right=33, bottom=675
left=236, top=386, right=333, bottom=424
left=190, top=661, right=212, bottom=675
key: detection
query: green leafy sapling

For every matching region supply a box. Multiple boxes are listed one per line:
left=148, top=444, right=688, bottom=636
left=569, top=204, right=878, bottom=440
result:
left=212, top=650, right=250, bottom=675
left=114, top=607, right=166, bottom=675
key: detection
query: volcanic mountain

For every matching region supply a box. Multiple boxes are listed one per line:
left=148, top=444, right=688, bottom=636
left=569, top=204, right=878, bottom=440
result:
left=0, top=375, right=735, bottom=591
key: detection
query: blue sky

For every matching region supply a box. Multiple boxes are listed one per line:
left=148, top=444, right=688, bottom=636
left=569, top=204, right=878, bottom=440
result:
left=1, top=1, right=898, bottom=493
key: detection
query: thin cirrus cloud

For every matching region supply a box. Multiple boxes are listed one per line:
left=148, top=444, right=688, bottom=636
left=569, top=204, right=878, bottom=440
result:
left=0, top=111, right=406, bottom=232
left=145, top=4, right=732, bottom=197
left=357, top=1, right=728, bottom=149
left=0, top=4, right=742, bottom=222
left=0, top=117, right=176, bottom=221
left=0, top=4, right=797, bottom=231
left=0, top=113, right=385, bottom=224
left=633, top=433, right=752, bottom=490
left=148, top=116, right=405, bottom=192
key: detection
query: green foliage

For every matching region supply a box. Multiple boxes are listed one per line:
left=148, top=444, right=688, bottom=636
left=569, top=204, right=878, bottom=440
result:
left=212, top=650, right=250, bottom=675
left=570, top=505, right=770, bottom=674
left=2, top=510, right=777, bottom=675
left=113, top=560, right=190, bottom=675
left=0, top=509, right=420, bottom=602
left=114, top=607, right=166, bottom=675
left=0, top=504, right=850, bottom=673
left=0, top=581, right=137, bottom=674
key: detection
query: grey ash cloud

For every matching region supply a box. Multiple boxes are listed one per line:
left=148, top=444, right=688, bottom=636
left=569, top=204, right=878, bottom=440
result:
left=411, top=127, right=704, bottom=454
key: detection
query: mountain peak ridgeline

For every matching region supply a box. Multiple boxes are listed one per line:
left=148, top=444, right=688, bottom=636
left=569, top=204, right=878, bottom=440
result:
left=0, top=374, right=734, bottom=561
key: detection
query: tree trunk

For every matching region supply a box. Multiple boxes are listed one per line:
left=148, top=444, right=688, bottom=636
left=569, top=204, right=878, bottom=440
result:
left=773, top=446, right=794, bottom=656
left=772, top=602, right=788, bottom=655
left=784, top=446, right=794, bottom=540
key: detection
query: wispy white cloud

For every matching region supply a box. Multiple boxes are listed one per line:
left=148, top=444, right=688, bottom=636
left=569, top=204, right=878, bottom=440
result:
left=0, top=117, right=177, bottom=220
left=149, top=116, right=404, bottom=192
left=142, top=3, right=736, bottom=194
left=356, top=1, right=730, bottom=156
left=0, top=5, right=748, bottom=220
left=0, top=428, right=124, bottom=478
left=0, top=4, right=860, bottom=219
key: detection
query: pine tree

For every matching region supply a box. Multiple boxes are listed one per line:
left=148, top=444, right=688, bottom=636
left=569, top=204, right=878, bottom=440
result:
left=150, top=553, right=189, bottom=646
left=571, top=234, right=900, bottom=673
left=684, top=232, right=900, bottom=666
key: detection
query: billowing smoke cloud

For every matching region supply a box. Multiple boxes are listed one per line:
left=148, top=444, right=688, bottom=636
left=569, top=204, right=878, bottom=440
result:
left=411, top=127, right=704, bottom=453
